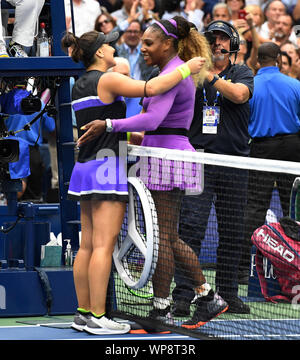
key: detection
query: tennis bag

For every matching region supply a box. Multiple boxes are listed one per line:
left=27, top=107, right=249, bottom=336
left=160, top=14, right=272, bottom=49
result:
left=251, top=217, right=300, bottom=303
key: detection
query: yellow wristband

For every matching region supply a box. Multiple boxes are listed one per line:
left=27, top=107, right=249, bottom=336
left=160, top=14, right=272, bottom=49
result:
left=127, top=132, right=131, bottom=142
left=176, top=63, right=191, bottom=80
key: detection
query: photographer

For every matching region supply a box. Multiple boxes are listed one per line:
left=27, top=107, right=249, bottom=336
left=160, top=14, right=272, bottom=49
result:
left=0, top=86, right=55, bottom=201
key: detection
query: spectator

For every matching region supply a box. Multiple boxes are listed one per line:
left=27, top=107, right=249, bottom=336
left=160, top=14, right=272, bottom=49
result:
left=116, top=20, right=154, bottom=81
left=147, top=0, right=162, bottom=18
left=160, top=0, right=182, bottom=19
left=292, top=0, right=300, bottom=23
left=111, top=0, right=150, bottom=24
left=64, top=0, right=102, bottom=37
left=225, top=0, right=246, bottom=21
left=239, top=42, right=300, bottom=283
left=172, top=20, right=254, bottom=316
left=182, top=0, right=205, bottom=30
left=273, top=13, right=296, bottom=46
left=280, top=50, right=292, bottom=74
left=257, top=0, right=286, bottom=41
left=111, top=0, right=155, bottom=30
left=0, top=0, right=45, bottom=57
left=212, top=3, right=232, bottom=22
left=280, top=41, right=300, bottom=78
left=281, top=0, right=298, bottom=15
left=235, top=33, right=249, bottom=63
left=94, top=11, right=117, bottom=34
left=161, top=0, right=205, bottom=30
left=203, top=3, right=232, bottom=29
left=235, top=12, right=261, bottom=72
left=245, top=4, right=265, bottom=34
left=110, top=0, right=139, bottom=23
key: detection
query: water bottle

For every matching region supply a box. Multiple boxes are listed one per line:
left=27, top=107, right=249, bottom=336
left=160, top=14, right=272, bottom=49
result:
left=37, top=22, right=50, bottom=57
left=64, top=239, right=73, bottom=266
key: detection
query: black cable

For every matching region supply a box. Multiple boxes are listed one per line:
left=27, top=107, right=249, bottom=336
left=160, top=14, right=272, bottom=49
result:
left=0, top=213, right=24, bottom=234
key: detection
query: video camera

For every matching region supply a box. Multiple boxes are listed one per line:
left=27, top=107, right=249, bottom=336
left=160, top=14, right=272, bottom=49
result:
left=0, top=114, right=19, bottom=165
left=21, top=93, right=42, bottom=115
left=0, top=113, right=19, bottom=182
left=0, top=138, right=19, bottom=164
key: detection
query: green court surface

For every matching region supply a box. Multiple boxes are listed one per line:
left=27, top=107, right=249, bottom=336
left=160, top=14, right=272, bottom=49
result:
left=0, top=270, right=299, bottom=340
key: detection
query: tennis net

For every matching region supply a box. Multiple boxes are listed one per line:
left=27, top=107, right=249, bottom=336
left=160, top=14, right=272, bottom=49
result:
left=110, top=144, right=300, bottom=340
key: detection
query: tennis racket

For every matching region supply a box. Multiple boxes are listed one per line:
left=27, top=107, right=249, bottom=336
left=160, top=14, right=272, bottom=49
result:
left=289, top=177, right=300, bottom=220
left=113, top=176, right=159, bottom=291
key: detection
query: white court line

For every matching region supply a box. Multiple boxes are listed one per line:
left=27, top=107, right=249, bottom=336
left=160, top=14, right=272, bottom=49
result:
left=219, top=334, right=300, bottom=339
left=214, top=318, right=300, bottom=322
left=59, top=335, right=193, bottom=341
left=0, top=325, right=37, bottom=328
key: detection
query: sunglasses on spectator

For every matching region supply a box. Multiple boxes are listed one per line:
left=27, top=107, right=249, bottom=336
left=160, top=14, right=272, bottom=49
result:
left=99, top=19, right=111, bottom=27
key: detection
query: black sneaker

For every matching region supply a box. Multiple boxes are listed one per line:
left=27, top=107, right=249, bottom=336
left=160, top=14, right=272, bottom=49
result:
left=221, top=294, right=250, bottom=314
left=171, top=300, right=191, bottom=317
left=149, top=306, right=174, bottom=325
left=182, top=291, right=228, bottom=329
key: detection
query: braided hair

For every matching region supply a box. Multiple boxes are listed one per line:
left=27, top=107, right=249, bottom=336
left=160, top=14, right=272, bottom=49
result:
left=150, top=16, right=212, bottom=85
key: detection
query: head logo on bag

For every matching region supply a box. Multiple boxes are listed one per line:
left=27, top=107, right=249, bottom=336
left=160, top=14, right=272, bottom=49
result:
left=255, top=227, right=295, bottom=263
left=251, top=217, right=300, bottom=303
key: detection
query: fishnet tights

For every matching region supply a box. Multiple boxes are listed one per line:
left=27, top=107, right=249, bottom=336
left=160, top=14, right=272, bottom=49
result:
left=150, top=189, right=206, bottom=298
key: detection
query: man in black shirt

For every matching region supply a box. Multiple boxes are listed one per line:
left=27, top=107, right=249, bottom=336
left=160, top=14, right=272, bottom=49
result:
left=172, top=21, right=254, bottom=316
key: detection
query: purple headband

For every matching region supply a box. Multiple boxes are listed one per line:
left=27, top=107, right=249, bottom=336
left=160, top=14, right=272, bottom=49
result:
left=154, top=20, right=178, bottom=39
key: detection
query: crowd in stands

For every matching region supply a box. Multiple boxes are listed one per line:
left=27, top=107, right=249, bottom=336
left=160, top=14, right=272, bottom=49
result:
left=0, top=0, right=299, bottom=77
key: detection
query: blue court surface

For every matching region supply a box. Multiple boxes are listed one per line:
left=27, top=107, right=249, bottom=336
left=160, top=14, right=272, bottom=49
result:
left=0, top=317, right=300, bottom=340
left=0, top=325, right=197, bottom=341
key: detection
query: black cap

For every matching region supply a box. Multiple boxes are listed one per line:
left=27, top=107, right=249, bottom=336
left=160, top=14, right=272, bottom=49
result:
left=207, top=21, right=233, bottom=38
left=88, top=31, right=119, bottom=57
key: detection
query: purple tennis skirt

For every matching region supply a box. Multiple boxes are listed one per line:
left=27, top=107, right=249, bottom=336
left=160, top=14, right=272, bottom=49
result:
left=68, top=157, right=128, bottom=202
left=137, top=157, right=203, bottom=193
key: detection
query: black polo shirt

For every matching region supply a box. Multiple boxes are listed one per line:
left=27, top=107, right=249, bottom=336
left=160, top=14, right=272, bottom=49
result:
left=188, top=63, right=254, bottom=156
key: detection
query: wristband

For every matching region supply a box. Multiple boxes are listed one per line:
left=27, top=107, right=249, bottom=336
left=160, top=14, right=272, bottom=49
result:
left=176, top=63, right=191, bottom=80
left=208, top=74, right=220, bottom=86
left=241, top=26, right=254, bottom=35
left=127, top=132, right=131, bottom=142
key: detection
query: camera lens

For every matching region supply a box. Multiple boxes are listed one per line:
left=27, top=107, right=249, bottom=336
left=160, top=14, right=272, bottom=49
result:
left=0, top=139, right=19, bottom=163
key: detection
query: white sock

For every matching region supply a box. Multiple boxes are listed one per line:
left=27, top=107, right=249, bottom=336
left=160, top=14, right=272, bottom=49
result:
left=192, top=283, right=212, bottom=302
left=153, top=297, right=170, bottom=310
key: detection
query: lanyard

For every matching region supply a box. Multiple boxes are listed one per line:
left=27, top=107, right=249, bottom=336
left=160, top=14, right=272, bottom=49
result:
left=203, top=74, right=226, bottom=106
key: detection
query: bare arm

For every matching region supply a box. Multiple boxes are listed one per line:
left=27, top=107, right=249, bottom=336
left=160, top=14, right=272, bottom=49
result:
left=99, top=57, right=207, bottom=100
left=293, top=0, right=300, bottom=21
left=245, top=14, right=260, bottom=72
left=205, top=72, right=250, bottom=104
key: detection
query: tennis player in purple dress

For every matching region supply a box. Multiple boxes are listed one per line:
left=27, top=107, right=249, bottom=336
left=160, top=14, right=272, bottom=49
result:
left=77, top=17, right=229, bottom=330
